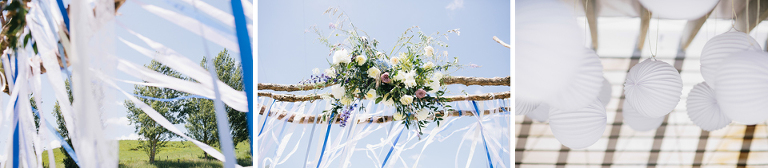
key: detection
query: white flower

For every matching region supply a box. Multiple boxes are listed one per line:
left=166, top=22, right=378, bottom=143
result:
left=424, top=46, right=434, bottom=56
left=383, top=98, right=395, bottom=106
left=365, top=89, right=377, bottom=99
left=354, top=89, right=361, bottom=95
left=403, top=70, right=417, bottom=87
left=325, top=68, right=336, bottom=77
left=340, top=96, right=354, bottom=105
left=443, top=51, right=448, bottom=56
left=393, top=112, right=405, bottom=120
left=390, top=56, right=400, bottom=65
left=312, top=68, right=320, bottom=75
left=424, top=61, right=435, bottom=69
left=400, top=95, right=414, bottom=105
left=331, top=84, right=344, bottom=99
left=393, top=70, right=404, bottom=81
left=367, top=67, right=381, bottom=79
left=332, top=49, right=351, bottom=65
left=416, top=108, right=430, bottom=120
left=433, top=72, right=443, bottom=80
left=355, top=55, right=367, bottom=66
left=428, top=80, right=440, bottom=93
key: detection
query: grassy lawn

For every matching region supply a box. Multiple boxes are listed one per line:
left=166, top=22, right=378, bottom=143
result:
left=42, top=140, right=252, bottom=168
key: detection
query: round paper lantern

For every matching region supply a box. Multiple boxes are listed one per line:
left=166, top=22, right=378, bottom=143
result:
left=687, top=82, right=730, bottom=131
left=622, top=99, right=664, bottom=131
left=638, top=0, right=719, bottom=20
left=714, top=51, right=768, bottom=125
left=549, top=99, right=606, bottom=149
left=515, top=98, right=539, bottom=115
left=624, top=58, right=683, bottom=118
left=701, top=31, right=761, bottom=88
left=516, top=0, right=587, bottom=103
left=598, top=77, right=612, bottom=107
left=525, top=104, right=550, bottom=122
left=546, top=49, right=604, bottom=111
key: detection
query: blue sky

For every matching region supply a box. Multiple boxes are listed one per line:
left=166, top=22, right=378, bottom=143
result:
left=0, top=0, right=251, bottom=159
left=258, top=0, right=509, bottom=167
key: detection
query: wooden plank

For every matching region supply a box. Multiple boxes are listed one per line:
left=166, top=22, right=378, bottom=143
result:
left=735, top=0, right=768, bottom=33
left=678, top=12, right=712, bottom=51
left=584, top=0, right=599, bottom=49
left=637, top=7, right=650, bottom=51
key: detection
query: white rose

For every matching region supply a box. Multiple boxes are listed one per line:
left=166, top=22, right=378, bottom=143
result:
left=403, top=70, right=417, bottom=87
left=367, top=67, right=381, bottom=79
left=331, top=84, right=345, bottom=99
left=400, top=95, right=414, bottom=105
left=332, top=49, right=351, bottom=65
left=433, top=72, right=443, bottom=80
left=404, top=78, right=417, bottom=88
left=355, top=55, right=367, bottom=66
left=383, top=98, right=395, bottom=106
left=312, top=68, right=320, bottom=75
left=390, top=56, right=400, bottom=65
left=365, top=89, right=377, bottom=99
left=424, top=46, right=434, bottom=56
left=325, top=68, right=336, bottom=77
left=393, top=112, right=405, bottom=120
left=416, top=108, right=430, bottom=120
left=424, top=61, right=435, bottom=69
left=393, top=70, right=404, bottom=82
left=428, top=80, right=440, bottom=93
left=340, top=96, right=354, bottom=106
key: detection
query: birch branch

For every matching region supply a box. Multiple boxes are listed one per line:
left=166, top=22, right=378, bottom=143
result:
left=257, top=91, right=510, bottom=102
left=255, top=104, right=510, bottom=124
left=258, top=76, right=510, bottom=92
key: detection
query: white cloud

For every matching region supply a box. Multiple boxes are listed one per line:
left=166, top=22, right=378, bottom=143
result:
left=446, top=0, right=464, bottom=11
left=105, top=117, right=131, bottom=128
left=117, top=133, right=142, bottom=140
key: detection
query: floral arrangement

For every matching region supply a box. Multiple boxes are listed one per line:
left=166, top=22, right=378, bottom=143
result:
left=300, top=8, right=465, bottom=133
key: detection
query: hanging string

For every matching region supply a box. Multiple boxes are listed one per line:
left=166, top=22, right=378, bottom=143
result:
left=732, top=0, right=739, bottom=31
left=747, top=0, right=750, bottom=34
left=648, top=11, right=659, bottom=60
left=585, top=0, right=589, bottom=48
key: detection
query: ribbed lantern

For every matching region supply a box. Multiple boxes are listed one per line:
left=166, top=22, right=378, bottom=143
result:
left=545, top=49, right=604, bottom=111
left=638, top=0, right=719, bottom=20
left=549, top=99, right=606, bottom=149
left=516, top=0, right=588, bottom=103
left=700, top=31, right=761, bottom=88
left=622, top=99, right=664, bottom=131
left=515, top=98, right=539, bottom=116
left=687, top=82, right=730, bottom=131
left=715, top=51, right=768, bottom=125
left=624, top=58, right=683, bottom=118
left=526, top=104, right=550, bottom=122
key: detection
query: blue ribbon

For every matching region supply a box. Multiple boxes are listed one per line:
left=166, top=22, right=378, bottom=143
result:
left=229, top=0, right=254, bottom=156
left=131, top=94, right=210, bottom=102
left=11, top=54, right=18, bottom=168
left=56, top=0, right=69, bottom=31
left=471, top=101, right=494, bottom=168
left=316, top=113, right=336, bottom=168
left=381, top=127, right=405, bottom=168
left=258, top=99, right=277, bottom=136
left=31, top=107, right=81, bottom=167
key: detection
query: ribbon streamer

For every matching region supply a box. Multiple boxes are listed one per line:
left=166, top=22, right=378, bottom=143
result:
left=381, top=126, right=405, bottom=168
left=31, top=107, right=81, bottom=167
left=316, top=113, right=336, bottom=168
left=472, top=101, right=494, bottom=168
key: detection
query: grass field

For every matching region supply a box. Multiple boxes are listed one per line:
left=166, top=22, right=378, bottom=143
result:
left=41, top=140, right=252, bottom=168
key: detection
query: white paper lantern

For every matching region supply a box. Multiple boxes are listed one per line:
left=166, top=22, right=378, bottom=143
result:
left=687, top=82, right=730, bottom=131
left=515, top=98, right=539, bottom=115
left=549, top=99, right=606, bottom=149
left=622, top=99, right=664, bottom=131
left=598, top=77, right=612, bottom=107
left=624, top=58, right=683, bottom=118
left=715, top=51, right=768, bottom=125
left=701, top=31, right=761, bottom=88
left=545, top=49, right=604, bottom=111
left=516, top=0, right=587, bottom=102
left=638, top=0, right=719, bottom=20
left=526, top=104, right=550, bottom=122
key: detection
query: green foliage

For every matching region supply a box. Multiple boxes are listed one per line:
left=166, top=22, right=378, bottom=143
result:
left=184, top=49, right=248, bottom=149
left=125, top=60, right=187, bottom=163
left=51, top=79, right=78, bottom=168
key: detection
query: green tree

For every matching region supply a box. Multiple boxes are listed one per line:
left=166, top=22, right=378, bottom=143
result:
left=124, top=60, right=187, bottom=163
left=184, top=49, right=248, bottom=151
left=51, top=79, right=78, bottom=168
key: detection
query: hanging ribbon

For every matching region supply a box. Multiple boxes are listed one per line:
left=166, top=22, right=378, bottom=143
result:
left=258, top=99, right=277, bottom=136
left=381, top=126, right=405, bottom=168
left=316, top=113, right=336, bottom=168
left=472, top=101, right=494, bottom=168
left=55, top=0, right=69, bottom=31
left=31, top=107, right=81, bottom=167
left=229, top=0, right=255, bottom=157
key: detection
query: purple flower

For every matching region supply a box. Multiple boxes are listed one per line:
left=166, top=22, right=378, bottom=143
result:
left=381, top=72, right=391, bottom=83
left=329, top=22, right=336, bottom=29
left=415, top=89, right=427, bottom=98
